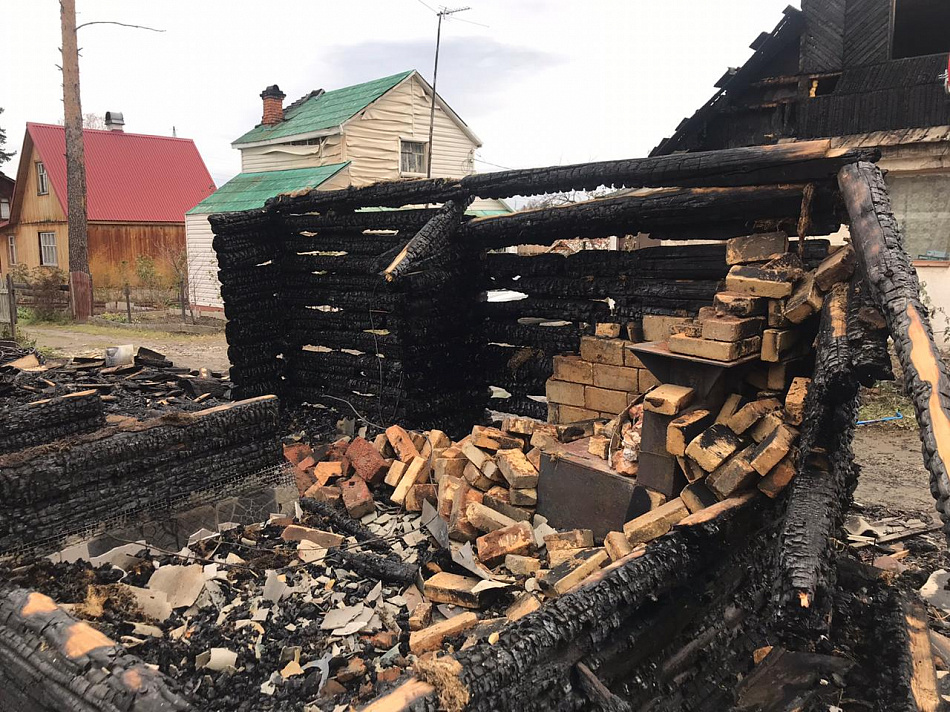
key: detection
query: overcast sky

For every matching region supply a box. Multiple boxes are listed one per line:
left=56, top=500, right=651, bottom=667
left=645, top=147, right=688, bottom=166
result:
left=1, top=0, right=799, bottom=187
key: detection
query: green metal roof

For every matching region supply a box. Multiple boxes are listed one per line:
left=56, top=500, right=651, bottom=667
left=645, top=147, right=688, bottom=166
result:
left=187, top=163, right=349, bottom=214
left=233, top=71, right=415, bottom=146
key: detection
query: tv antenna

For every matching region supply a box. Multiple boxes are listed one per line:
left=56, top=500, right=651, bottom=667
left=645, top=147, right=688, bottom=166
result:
left=426, top=6, right=470, bottom=178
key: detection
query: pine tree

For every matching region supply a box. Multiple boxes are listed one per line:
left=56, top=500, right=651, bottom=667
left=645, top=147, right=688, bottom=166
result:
left=0, top=108, right=14, bottom=167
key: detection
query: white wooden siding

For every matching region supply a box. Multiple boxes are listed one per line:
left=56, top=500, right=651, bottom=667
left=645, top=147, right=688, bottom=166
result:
left=185, top=213, right=222, bottom=309
left=240, top=134, right=344, bottom=173
left=343, top=75, right=477, bottom=186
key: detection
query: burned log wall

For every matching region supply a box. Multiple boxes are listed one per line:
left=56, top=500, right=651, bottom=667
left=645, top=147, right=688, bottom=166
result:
left=0, top=396, right=281, bottom=554
left=211, top=142, right=862, bottom=429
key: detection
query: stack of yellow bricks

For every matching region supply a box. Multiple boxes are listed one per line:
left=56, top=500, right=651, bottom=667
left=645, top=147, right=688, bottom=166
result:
left=546, top=324, right=657, bottom=423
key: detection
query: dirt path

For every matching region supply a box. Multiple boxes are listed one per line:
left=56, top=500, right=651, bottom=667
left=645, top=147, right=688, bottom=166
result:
left=853, top=425, right=936, bottom=514
left=25, top=324, right=231, bottom=373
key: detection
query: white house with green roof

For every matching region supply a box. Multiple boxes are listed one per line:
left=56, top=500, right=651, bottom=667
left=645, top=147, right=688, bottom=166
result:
left=186, top=70, right=510, bottom=311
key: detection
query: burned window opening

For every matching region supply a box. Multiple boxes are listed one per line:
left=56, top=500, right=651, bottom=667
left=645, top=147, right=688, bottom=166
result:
left=891, top=0, right=950, bottom=59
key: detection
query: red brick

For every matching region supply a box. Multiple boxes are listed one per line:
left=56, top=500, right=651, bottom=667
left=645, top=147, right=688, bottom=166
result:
left=283, top=442, right=313, bottom=466
left=294, top=466, right=317, bottom=497
left=344, top=437, right=388, bottom=485
left=341, top=477, right=375, bottom=518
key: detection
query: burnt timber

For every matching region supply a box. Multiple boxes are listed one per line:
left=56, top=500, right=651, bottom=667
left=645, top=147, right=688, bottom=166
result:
left=0, top=138, right=942, bottom=710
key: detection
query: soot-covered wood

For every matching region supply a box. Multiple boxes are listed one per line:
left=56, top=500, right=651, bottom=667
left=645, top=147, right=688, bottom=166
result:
left=839, top=161, right=950, bottom=536
left=0, top=397, right=281, bottom=553
left=773, top=283, right=861, bottom=644
left=0, top=586, right=193, bottom=711
left=460, top=184, right=839, bottom=250
left=264, top=141, right=876, bottom=211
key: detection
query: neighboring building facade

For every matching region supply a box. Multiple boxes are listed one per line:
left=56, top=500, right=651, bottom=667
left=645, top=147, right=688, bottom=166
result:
left=1, top=122, right=215, bottom=285
left=653, top=0, right=950, bottom=333
left=0, top=170, right=14, bottom=224
left=187, top=70, right=510, bottom=310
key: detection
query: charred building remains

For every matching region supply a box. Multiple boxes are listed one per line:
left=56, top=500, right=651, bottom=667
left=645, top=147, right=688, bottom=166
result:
left=2, top=140, right=950, bottom=710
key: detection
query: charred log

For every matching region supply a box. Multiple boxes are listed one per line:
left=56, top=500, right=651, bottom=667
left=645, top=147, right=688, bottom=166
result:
left=773, top=283, right=861, bottom=644
left=383, top=200, right=471, bottom=283
left=0, top=390, right=105, bottom=455
left=325, top=548, right=420, bottom=586
left=460, top=184, right=840, bottom=250
left=0, top=586, right=193, bottom=711
left=838, top=161, right=950, bottom=534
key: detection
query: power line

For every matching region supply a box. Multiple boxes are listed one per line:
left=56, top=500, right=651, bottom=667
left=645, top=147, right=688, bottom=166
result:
left=413, top=0, right=438, bottom=14
left=475, top=155, right=515, bottom=170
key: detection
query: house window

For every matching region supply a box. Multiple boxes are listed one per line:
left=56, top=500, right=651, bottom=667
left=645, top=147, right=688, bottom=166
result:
left=0, top=198, right=9, bottom=220
left=892, top=0, right=950, bottom=59
left=400, top=140, right=427, bottom=175
left=38, top=232, right=57, bottom=266
left=886, top=174, right=950, bottom=261
left=7, top=235, right=15, bottom=266
left=36, top=162, right=49, bottom=195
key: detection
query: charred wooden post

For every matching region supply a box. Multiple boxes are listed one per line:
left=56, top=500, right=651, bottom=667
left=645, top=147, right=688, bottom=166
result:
left=773, top=283, right=861, bottom=643
left=838, top=161, right=950, bottom=534
left=210, top=210, right=284, bottom=400
left=0, top=587, right=193, bottom=711
left=459, top=184, right=840, bottom=250
left=847, top=275, right=893, bottom=386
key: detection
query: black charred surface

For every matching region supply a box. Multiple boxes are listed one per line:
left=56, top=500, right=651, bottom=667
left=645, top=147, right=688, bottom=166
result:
left=0, top=397, right=281, bottom=554
left=839, top=161, right=950, bottom=536
left=0, top=586, right=193, bottom=711
left=0, top=389, right=104, bottom=455
left=773, top=283, right=861, bottom=645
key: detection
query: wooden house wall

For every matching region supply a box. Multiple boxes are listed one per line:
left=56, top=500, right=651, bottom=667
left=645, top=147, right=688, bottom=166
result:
left=87, top=222, right=185, bottom=283
left=239, top=133, right=345, bottom=174
left=343, top=74, right=478, bottom=186
left=800, top=0, right=846, bottom=73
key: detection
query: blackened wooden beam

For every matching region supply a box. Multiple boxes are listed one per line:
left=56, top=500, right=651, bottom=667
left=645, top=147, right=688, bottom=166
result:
left=263, top=142, right=877, bottom=213
left=281, top=209, right=440, bottom=233
left=838, top=161, right=950, bottom=535
left=268, top=177, right=465, bottom=214
left=0, top=587, right=194, bottom=711
left=462, top=143, right=879, bottom=199
left=458, top=184, right=840, bottom=250
left=382, top=200, right=470, bottom=282
left=774, top=283, right=861, bottom=643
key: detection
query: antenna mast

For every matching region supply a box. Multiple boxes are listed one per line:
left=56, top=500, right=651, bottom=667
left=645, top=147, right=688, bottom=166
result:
left=426, top=6, right=469, bottom=178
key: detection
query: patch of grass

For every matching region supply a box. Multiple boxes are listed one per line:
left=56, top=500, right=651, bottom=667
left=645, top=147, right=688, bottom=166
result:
left=859, top=380, right=916, bottom=430
left=17, top=306, right=72, bottom=326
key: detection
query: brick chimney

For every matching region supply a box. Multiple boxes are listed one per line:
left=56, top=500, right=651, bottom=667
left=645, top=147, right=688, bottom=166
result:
left=260, top=85, right=286, bottom=125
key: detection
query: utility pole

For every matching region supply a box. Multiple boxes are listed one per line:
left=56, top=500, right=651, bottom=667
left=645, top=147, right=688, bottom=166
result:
left=426, top=6, right=469, bottom=179
left=60, top=0, right=92, bottom=321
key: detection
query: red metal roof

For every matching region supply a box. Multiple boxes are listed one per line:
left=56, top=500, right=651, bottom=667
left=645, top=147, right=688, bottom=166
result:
left=26, top=122, right=216, bottom=223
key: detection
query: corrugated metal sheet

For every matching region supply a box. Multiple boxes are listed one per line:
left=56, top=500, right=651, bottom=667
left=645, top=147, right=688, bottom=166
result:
left=27, top=122, right=216, bottom=223
left=187, top=163, right=349, bottom=215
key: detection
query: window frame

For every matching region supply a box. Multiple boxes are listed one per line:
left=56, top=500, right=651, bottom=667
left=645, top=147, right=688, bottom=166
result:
left=400, top=139, right=428, bottom=177
left=36, top=162, right=49, bottom=196
left=890, top=0, right=950, bottom=60
left=0, top=197, right=9, bottom=221
left=7, top=235, right=15, bottom=266
left=38, top=231, right=57, bottom=267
